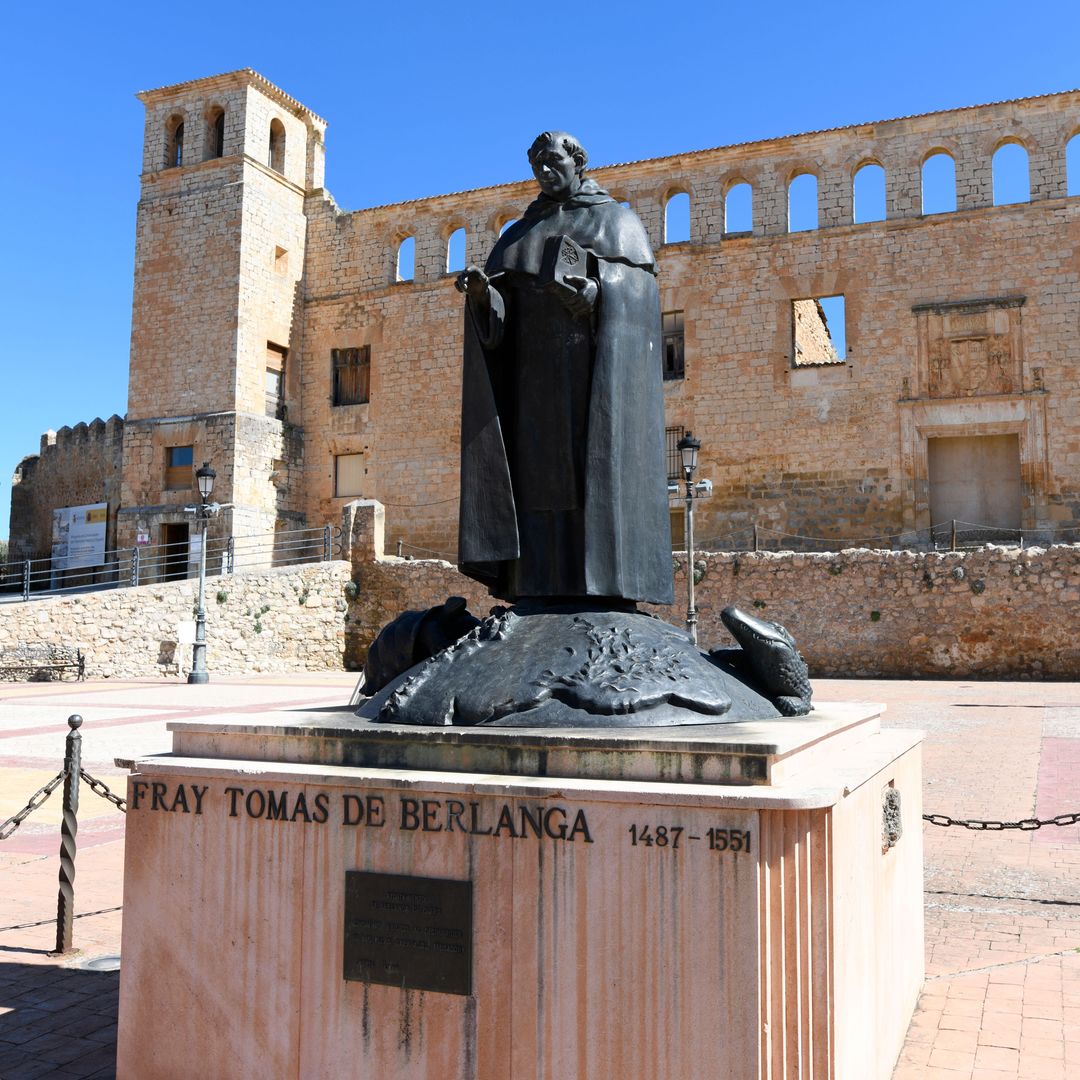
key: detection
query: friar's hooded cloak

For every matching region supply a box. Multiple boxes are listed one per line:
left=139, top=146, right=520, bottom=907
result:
left=458, top=179, right=674, bottom=605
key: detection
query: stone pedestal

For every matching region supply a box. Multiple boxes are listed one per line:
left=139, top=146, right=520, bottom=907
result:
left=116, top=705, right=923, bottom=1079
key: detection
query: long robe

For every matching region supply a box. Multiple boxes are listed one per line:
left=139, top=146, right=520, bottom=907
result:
left=458, top=180, right=674, bottom=605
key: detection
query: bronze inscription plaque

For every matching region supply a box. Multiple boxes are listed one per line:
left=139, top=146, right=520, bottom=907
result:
left=343, top=871, right=472, bottom=995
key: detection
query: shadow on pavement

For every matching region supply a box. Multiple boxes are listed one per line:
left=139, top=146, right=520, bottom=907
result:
left=0, top=961, right=117, bottom=1079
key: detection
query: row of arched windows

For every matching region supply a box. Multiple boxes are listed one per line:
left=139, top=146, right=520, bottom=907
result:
left=389, top=132, right=1080, bottom=281
left=658, top=132, right=1080, bottom=240
left=394, top=225, right=483, bottom=281
left=162, top=110, right=287, bottom=175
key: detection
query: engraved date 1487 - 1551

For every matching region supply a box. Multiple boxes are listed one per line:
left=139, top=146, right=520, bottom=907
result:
left=628, top=824, right=752, bottom=853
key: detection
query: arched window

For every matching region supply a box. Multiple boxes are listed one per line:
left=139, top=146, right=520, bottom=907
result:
left=206, top=108, right=225, bottom=160
left=724, top=182, right=752, bottom=234
left=664, top=191, right=690, bottom=243
left=921, top=152, right=957, bottom=214
left=498, top=218, right=516, bottom=236
left=992, top=142, right=1030, bottom=205
left=787, top=173, right=818, bottom=232
left=396, top=236, right=415, bottom=282
left=853, top=163, right=886, bottom=223
left=1066, top=133, right=1080, bottom=197
left=268, top=119, right=286, bottom=174
left=165, top=115, right=184, bottom=168
left=446, top=228, right=466, bottom=273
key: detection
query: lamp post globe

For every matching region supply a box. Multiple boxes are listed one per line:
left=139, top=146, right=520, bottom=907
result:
left=677, top=431, right=700, bottom=480
left=196, top=462, right=216, bottom=502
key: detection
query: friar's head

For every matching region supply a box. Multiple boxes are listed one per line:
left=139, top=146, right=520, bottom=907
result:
left=528, top=131, right=588, bottom=201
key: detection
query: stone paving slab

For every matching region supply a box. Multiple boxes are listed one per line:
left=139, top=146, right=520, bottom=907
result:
left=0, top=673, right=1078, bottom=1079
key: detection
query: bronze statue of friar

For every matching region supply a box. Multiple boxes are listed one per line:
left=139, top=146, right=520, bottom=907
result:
left=356, top=132, right=811, bottom=727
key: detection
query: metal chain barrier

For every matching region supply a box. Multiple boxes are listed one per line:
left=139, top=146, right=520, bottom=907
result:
left=0, top=771, right=66, bottom=840
left=80, top=768, right=128, bottom=812
left=924, top=811, right=1080, bottom=831
left=0, top=714, right=129, bottom=953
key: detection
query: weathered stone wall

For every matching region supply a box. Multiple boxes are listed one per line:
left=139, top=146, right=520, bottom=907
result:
left=293, top=87, right=1080, bottom=556
left=344, top=544, right=1080, bottom=680
left=8, top=417, right=124, bottom=562
left=0, top=561, right=351, bottom=680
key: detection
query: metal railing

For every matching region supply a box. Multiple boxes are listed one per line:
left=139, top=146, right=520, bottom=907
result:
left=691, top=518, right=1080, bottom=555
left=0, top=715, right=127, bottom=953
left=0, top=524, right=342, bottom=602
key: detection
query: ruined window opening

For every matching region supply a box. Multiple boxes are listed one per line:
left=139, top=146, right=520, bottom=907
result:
left=1066, top=133, right=1080, bottom=197
left=992, top=142, right=1030, bottom=206
left=206, top=108, right=225, bottom=160
left=853, top=163, right=886, bottom=223
left=446, top=228, right=466, bottom=273
left=662, top=311, right=685, bottom=381
left=787, top=173, right=818, bottom=232
left=165, top=117, right=184, bottom=168
left=792, top=295, right=845, bottom=367
left=332, top=347, right=371, bottom=406
left=265, top=343, right=287, bottom=419
left=921, top=152, right=957, bottom=214
left=165, top=445, right=194, bottom=491
left=335, top=453, right=365, bottom=498
left=664, top=192, right=690, bottom=244
left=724, top=183, right=752, bottom=234
left=273, top=246, right=288, bottom=274
left=498, top=218, right=517, bottom=236
left=268, top=119, right=286, bottom=174
left=665, top=426, right=686, bottom=482
left=396, top=236, right=415, bottom=282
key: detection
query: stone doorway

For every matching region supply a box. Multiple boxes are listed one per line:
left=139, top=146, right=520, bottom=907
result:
left=927, top=434, right=1022, bottom=535
left=160, top=522, right=190, bottom=581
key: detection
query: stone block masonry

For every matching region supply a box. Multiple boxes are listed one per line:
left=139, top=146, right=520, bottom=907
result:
left=2, top=535, right=1077, bottom=680
left=0, top=562, right=351, bottom=680
left=342, top=502, right=1080, bottom=679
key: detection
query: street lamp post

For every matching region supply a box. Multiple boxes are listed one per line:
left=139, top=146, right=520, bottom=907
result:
left=188, top=462, right=217, bottom=685
left=677, top=432, right=701, bottom=645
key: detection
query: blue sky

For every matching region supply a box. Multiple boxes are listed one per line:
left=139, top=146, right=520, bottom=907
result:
left=2, top=0, right=1079, bottom=541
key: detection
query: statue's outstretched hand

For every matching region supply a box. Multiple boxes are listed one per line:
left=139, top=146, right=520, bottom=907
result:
left=455, top=266, right=490, bottom=304
left=563, top=276, right=598, bottom=317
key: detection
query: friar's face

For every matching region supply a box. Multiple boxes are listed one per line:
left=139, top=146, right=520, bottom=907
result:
left=531, top=141, right=583, bottom=200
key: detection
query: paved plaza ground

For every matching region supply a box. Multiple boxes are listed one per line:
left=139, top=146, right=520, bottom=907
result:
left=1, top=672, right=1078, bottom=1079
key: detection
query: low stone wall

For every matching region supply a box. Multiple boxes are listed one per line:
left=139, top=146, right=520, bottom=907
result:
left=345, top=541, right=1080, bottom=680
left=0, top=562, right=352, bottom=680
left=5, top=495, right=1077, bottom=681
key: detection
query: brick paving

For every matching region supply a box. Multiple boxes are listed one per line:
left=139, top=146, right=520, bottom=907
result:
left=0, top=673, right=1078, bottom=1078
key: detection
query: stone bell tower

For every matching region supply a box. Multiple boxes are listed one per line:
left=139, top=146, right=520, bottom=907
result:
left=118, top=69, right=326, bottom=564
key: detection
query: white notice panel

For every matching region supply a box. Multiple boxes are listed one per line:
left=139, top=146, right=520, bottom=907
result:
left=51, top=503, right=108, bottom=570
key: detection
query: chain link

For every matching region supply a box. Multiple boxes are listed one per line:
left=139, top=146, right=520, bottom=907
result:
left=0, top=772, right=67, bottom=840
left=923, top=810, right=1080, bottom=831
left=79, top=769, right=128, bottom=813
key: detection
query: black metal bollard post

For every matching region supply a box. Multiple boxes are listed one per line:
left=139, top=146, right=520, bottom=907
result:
left=54, top=715, right=83, bottom=954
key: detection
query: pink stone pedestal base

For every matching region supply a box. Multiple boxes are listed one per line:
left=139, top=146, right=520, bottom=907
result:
left=116, top=705, right=923, bottom=1079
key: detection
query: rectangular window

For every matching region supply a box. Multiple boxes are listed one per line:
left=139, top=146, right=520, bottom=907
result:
left=665, top=426, right=685, bottom=483
left=669, top=507, right=686, bottom=551
left=662, top=311, right=685, bottom=381
left=165, top=445, right=194, bottom=491
left=792, top=296, right=846, bottom=367
left=266, top=343, right=287, bottom=419
left=333, top=347, right=371, bottom=406
left=335, top=453, right=365, bottom=498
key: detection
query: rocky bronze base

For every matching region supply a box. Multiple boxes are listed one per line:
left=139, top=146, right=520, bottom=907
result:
left=356, top=604, right=801, bottom=728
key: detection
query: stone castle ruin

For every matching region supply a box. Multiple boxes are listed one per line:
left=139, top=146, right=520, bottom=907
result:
left=8, top=70, right=1080, bottom=573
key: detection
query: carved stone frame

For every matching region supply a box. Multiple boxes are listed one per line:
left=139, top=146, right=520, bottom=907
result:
left=900, top=296, right=1050, bottom=539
